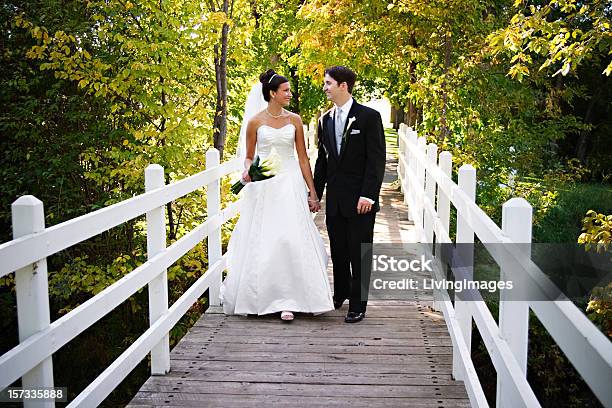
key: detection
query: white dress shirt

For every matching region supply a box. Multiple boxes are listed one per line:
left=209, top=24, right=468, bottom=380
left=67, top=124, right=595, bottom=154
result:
left=334, top=98, right=353, bottom=153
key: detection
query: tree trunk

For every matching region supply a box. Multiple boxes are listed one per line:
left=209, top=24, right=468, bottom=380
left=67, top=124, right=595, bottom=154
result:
left=249, top=0, right=261, bottom=27
left=165, top=175, right=176, bottom=241
left=391, top=106, right=398, bottom=128
left=213, top=0, right=230, bottom=159
left=576, top=88, right=599, bottom=164
left=159, top=64, right=175, bottom=241
left=407, top=99, right=417, bottom=127
left=440, top=32, right=452, bottom=143
left=391, top=106, right=406, bottom=129
left=407, top=35, right=419, bottom=128
left=290, top=66, right=300, bottom=114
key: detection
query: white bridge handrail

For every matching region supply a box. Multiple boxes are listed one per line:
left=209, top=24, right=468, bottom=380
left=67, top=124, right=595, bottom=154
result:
left=397, top=123, right=612, bottom=408
left=0, top=150, right=243, bottom=407
left=0, top=159, right=240, bottom=278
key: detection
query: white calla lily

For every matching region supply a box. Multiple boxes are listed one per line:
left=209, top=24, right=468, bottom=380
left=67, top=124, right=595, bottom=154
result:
left=262, top=148, right=283, bottom=175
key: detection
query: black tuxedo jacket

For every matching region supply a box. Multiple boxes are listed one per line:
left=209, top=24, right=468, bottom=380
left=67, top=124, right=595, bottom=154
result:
left=313, top=100, right=386, bottom=217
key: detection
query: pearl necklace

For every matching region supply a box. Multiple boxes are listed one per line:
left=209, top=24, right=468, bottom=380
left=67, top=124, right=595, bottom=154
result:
left=266, top=108, right=285, bottom=118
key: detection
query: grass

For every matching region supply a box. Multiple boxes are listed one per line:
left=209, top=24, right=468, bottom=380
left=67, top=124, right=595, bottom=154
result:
left=384, top=127, right=399, bottom=158
left=534, top=182, right=612, bottom=243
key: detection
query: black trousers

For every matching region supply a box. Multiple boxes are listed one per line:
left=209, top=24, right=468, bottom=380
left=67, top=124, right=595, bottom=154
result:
left=326, top=212, right=376, bottom=313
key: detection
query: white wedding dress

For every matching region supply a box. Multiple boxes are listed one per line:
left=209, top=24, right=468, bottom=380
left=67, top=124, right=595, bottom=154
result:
left=220, top=123, right=334, bottom=315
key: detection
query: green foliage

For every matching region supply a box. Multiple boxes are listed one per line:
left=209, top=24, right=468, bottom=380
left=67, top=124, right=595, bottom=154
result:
left=579, top=210, right=612, bottom=252
left=534, top=183, right=612, bottom=243
left=471, top=298, right=605, bottom=407
left=294, top=0, right=610, bottom=225
left=526, top=311, right=605, bottom=407
left=1, top=0, right=251, bottom=404
left=52, top=254, right=145, bottom=314
left=578, top=211, right=612, bottom=338
left=488, top=0, right=612, bottom=79
left=15, top=1, right=218, bottom=189
left=585, top=283, right=612, bottom=338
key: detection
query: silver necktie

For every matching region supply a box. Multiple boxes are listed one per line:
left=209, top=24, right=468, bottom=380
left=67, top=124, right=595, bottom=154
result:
left=335, top=107, right=344, bottom=152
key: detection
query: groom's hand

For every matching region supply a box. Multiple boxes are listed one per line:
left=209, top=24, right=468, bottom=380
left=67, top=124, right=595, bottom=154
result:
left=308, top=194, right=321, bottom=212
left=357, top=198, right=373, bottom=214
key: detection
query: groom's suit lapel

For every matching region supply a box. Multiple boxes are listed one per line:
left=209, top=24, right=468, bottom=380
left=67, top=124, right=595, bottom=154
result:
left=324, top=110, right=339, bottom=159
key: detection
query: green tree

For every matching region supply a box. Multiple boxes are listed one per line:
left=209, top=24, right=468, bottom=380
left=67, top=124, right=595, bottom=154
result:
left=488, top=0, right=612, bottom=80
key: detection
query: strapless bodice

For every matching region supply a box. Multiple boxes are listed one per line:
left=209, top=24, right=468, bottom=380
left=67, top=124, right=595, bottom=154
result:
left=256, top=123, right=296, bottom=160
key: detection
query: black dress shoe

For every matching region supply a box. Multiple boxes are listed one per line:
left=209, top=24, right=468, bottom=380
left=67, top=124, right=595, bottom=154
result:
left=344, top=312, right=365, bottom=323
left=333, top=298, right=346, bottom=310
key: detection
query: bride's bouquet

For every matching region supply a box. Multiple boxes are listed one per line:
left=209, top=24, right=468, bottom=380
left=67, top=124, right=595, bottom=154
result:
left=231, top=150, right=282, bottom=194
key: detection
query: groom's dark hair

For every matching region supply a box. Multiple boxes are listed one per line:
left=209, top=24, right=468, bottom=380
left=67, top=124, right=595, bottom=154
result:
left=325, top=66, right=356, bottom=94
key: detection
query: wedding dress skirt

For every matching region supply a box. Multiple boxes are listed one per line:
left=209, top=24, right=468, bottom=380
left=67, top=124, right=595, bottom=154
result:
left=220, top=123, right=334, bottom=315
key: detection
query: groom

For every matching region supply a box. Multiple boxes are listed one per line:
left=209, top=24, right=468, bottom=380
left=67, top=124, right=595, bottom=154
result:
left=313, top=66, right=386, bottom=323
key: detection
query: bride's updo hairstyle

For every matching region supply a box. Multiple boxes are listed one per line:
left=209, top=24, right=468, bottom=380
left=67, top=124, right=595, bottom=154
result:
left=260, top=69, right=289, bottom=102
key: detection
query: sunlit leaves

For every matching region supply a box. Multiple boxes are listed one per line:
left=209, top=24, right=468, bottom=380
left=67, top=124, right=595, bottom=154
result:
left=488, top=0, right=612, bottom=79
left=579, top=210, right=612, bottom=253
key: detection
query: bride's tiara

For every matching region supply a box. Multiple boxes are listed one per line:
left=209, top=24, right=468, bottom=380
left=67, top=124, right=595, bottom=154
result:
left=268, top=73, right=277, bottom=83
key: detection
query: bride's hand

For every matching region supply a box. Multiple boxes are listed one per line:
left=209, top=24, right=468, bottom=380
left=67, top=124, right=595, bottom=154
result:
left=242, top=170, right=251, bottom=183
left=308, top=192, right=320, bottom=212
left=308, top=200, right=320, bottom=212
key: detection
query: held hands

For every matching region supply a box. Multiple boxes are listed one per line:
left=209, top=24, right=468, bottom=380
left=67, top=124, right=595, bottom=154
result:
left=357, top=198, right=373, bottom=214
left=308, top=192, right=321, bottom=213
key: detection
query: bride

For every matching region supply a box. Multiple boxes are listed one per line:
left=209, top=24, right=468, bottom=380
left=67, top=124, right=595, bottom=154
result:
left=219, top=69, right=334, bottom=321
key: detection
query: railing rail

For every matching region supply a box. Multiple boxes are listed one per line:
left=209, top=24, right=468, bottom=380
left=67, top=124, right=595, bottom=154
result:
left=0, top=150, right=242, bottom=407
left=397, top=123, right=612, bottom=408
left=0, top=159, right=239, bottom=278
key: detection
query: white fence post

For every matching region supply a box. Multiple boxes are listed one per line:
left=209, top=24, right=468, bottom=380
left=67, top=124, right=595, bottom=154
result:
left=403, top=127, right=411, bottom=204
left=145, top=164, right=170, bottom=375
left=453, top=164, right=476, bottom=381
left=424, top=143, right=438, bottom=245
left=437, top=152, right=452, bottom=239
left=206, top=149, right=222, bottom=307
left=424, top=143, right=439, bottom=308
left=497, top=198, right=532, bottom=408
left=415, top=137, right=427, bottom=238
left=397, top=124, right=405, bottom=194
left=433, top=151, right=452, bottom=313
left=11, top=196, right=54, bottom=408
left=401, top=126, right=410, bottom=201
left=406, top=130, right=417, bottom=222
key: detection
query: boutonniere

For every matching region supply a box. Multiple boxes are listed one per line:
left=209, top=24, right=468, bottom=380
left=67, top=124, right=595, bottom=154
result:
left=342, top=116, right=356, bottom=143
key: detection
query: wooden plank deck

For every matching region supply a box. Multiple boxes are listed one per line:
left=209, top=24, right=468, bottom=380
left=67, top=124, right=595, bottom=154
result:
left=128, top=135, right=470, bottom=407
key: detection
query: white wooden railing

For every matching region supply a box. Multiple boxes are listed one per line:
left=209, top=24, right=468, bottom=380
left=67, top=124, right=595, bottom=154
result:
left=0, top=149, right=244, bottom=407
left=0, top=123, right=316, bottom=407
left=397, top=123, right=612, bottom=408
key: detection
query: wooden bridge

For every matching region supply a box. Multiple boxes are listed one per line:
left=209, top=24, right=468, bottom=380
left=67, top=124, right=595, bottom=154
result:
left=1, top=125, right=610, bottom=407
left=127, top=143, right=470, bottom=407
